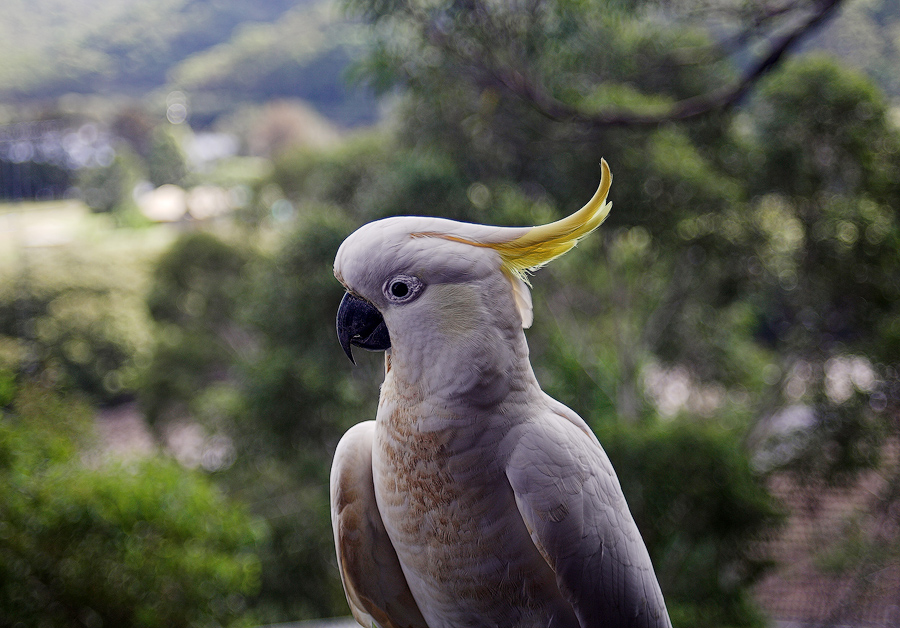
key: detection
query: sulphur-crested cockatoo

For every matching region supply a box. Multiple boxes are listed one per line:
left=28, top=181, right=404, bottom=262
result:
left=331, top=160, right=671, bottom=628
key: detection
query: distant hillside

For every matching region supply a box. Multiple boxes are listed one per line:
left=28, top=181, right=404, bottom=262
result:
left=166, top=2, right=376, bottom=126
left=0, top=0, right=376, bottom=126
left=0, top=0, right=300, bottom=94
left=0, top=0, right=896, bottom=129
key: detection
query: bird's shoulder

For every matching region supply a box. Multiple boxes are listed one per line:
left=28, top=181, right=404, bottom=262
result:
left=503, top=397, right=626, bottom=522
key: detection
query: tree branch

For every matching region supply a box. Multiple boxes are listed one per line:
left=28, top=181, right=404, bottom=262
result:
left=491, top=0, right=845, bottom=127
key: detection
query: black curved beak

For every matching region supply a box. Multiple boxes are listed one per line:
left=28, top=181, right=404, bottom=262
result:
left=336, top=292, right=391, bottom=364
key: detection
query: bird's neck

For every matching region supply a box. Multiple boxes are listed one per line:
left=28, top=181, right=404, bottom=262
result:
left=385, top=321, right=539, bottom=415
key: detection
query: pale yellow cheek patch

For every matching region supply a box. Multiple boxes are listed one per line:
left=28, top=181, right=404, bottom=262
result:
left=430, top=284, right=483, bottom=337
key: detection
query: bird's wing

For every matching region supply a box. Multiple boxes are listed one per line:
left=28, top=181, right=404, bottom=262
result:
left=331, top=421, right=429, bottom=628
left=505, top=406, right=671, bottom=628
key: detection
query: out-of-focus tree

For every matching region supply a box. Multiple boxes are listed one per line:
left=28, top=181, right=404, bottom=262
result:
left=602, top=421, right=782, bottom=627
left=143, top=231, right=253, bottom=426
left=140, top=220, right=363, bottom=621
left=0, top=245, right=154, bottom=403
left=0, top=379, right=265, bottom=628
left=339, top=0, right=900, bottom=461
left=736, top=56, right=900, bottom=482
left=232, top=210, right=373, bottom=621
left=78, top=146, right=144, bottom=215
left=270, top=134, right=473, bottom=223
left=748, top=55, right=900, bottom=203
left=803, top=0, right=900, bottom=99
left=147, top=126, right=189, bottom=187
left=111, top=105, right=157, bottom=158
left=345, top=0, right=845, bottom=198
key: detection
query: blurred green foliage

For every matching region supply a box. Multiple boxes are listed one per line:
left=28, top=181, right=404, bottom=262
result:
left=2, top=0, right=900, bottom=626
left=147, top=127, right=190, bottom=188
left=76, top=125, right=190, bottom=219
left=143, top=231, right=252, bottom=425
left=0, top=379, right=265, bottom=628
left=138, top=217, right=371, bottom=621
left=1, top=0, right=896, bottom=127
left=602, top=422, right=781, bottom=627
left=804, top=0, right=900, bottom=99
left=0, top=244, right=155, bottom=403
left=749, top=55, right=900, bottom=202
left=78, top=148, right=144, bottom=215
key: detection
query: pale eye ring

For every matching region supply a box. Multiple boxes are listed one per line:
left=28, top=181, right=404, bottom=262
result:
left=384, top=274, right=423, bottom=303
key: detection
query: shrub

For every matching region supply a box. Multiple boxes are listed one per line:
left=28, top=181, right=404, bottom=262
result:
left=601, top=420, right=783, bottom=628
left=0, top=381, right=266, bottom=628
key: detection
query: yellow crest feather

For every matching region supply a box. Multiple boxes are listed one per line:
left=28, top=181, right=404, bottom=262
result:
left=492, top=159, right=612, bottom=280
left=410, top=159, right=612, bottom=283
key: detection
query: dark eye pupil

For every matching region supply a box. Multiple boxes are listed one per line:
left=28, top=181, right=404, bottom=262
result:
left=391, top=281, right=409, bottom=298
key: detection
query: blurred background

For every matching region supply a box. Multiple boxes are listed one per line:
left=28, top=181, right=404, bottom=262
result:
left=1, top=0, right=898, bottom=626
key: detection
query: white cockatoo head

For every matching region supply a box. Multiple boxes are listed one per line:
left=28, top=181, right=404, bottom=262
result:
left=334, top=160, right=612, bottom=401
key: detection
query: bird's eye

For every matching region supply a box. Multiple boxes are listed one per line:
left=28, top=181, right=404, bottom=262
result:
left=390, top=281, right=409, bottom=298
left=384, top=274, right=423, bottom=303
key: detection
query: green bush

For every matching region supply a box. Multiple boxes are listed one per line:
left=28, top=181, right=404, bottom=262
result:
left=600, top=421, right=783, bottom=628
left=750, top=54, right=900, bottom=202
left=0, top=246, right=155, bottom=403
left=140, top=219, right=359, bottom=622
left=142, top=231, right=252, bottom=425
left=78, top=148, right=143, bottom=215
left=224, top=211, right=368, bottom=620
left=0, top=380, right=266, bottom=628
left=147, top=127, right=189, bottom=188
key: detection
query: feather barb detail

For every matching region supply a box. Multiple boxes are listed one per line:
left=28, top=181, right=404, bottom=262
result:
left=412, top=159, right=612, bottom=282
left=493, top=159, right=611, bottom=279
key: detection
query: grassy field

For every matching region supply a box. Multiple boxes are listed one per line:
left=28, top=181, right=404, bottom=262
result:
left=0, top=199, right=177, bottom=268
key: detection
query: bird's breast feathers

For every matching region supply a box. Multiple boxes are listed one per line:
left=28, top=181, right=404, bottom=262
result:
left=371, top=376, right=578, bottom=627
